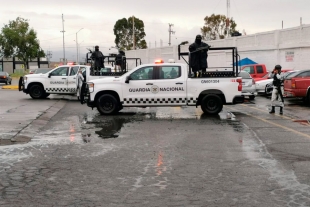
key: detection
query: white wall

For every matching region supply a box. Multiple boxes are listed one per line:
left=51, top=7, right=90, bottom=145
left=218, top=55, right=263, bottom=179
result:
left=126, top=24, right=310, bottom=71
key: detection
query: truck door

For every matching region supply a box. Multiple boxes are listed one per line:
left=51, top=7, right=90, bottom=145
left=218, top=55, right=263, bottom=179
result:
left=121, top=66, right=156, bottom=106
left=46, top=66, right=70, bottom=94
left=67, top=66, right=80, bottom=94
left=152, top=65, right=187, bottom=106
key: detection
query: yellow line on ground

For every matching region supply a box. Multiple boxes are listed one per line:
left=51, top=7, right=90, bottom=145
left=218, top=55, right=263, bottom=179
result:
left=2, top=85, right=18, bottom=90
left=226, top=106, right=310, bottom=139
left=240, top=104, right=292, bottom=120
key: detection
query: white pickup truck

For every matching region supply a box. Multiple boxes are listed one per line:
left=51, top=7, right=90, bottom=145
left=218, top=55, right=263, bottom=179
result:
left=18, top=64, right=127, bottom=99
left=80, top=46, right=245, bottom=115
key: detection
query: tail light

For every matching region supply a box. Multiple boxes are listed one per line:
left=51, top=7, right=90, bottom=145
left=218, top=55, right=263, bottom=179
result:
left=3, top=76, right=6, bottom=79
left=291, top=80, right=295, bottom=88
left=252, top=79, right=255, bottom=85
left=237, top=78, right=242, bottom=91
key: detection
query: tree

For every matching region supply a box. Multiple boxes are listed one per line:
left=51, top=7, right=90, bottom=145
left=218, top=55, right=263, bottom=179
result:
left=0, top=17, right=45, bottom=69
left=113, top=16, right=147, bottom=50
left=201, top=14, right=238, bottom=40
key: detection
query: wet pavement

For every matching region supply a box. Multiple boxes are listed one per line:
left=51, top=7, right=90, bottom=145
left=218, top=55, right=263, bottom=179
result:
left=1, top=90, right=310, bottom=206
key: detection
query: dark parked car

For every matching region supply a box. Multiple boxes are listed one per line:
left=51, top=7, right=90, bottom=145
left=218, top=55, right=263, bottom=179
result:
left=0, top=72, right=12, bottom=85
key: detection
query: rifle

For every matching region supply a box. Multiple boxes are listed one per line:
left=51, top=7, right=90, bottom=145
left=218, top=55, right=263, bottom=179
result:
left=277, top=84, right=284, bottom=103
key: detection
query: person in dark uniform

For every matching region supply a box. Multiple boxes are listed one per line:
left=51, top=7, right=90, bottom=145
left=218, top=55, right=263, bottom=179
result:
left=269, top=65, right=285, bottom=114
left=188, top=34, right=210, bottom=77
left=115, top=50, right=126, bottom=72
left=90, top=46, right=105, bottom=72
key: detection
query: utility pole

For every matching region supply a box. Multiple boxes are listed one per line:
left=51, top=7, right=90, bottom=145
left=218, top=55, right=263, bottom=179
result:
left=133, top=16, right=135, bottom=50
left=60, top=14, right=66, bottom=64
left=76, top=28, right=84, bottom=64
left=168, top=23, right=175, bottom=46
left=46, top=51, right=52, bottom=68
left=226, top=0, right=230, bottom=38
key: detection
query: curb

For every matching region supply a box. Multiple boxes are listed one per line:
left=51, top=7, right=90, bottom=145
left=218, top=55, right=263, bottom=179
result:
left=2, top=85, right=18, bottom=90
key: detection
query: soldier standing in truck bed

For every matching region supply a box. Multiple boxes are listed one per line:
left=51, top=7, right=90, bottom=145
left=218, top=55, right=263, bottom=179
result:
left=188, top=34, right=210, bottom=77
left=91, top=46, right=105, bottom=73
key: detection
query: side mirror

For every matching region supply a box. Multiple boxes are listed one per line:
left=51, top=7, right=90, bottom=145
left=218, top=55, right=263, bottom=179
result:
left=48, top=73, right=52, bottom=78
left=125, top=76, right=131, bottom=84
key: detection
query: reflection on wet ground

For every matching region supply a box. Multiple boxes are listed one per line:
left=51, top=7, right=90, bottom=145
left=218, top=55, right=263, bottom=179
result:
left=81, top=108, right=241, bottom=141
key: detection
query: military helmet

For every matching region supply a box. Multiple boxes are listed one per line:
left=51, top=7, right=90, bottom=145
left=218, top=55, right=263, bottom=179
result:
left=196, top=34, right=202, bottom=39
left=275, top=65, right=282, bottom=70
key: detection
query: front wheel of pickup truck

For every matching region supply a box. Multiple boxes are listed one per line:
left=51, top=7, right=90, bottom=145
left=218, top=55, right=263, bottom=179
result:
left=97, top=94, right=118, bottom=115
left=29, top=85, right=44, bottom=99
left=201, top=94, right=223, bottom=114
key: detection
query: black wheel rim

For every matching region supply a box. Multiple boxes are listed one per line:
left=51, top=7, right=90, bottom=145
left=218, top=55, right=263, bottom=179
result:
left=32, top=86, right=42, bottom=97
left=102, top=97, right=114, bottom=111
left=207, top=98, right=218, bottom=111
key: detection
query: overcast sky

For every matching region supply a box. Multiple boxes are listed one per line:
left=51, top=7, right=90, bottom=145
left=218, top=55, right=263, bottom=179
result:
left=1, top=0, right=310, bottom=62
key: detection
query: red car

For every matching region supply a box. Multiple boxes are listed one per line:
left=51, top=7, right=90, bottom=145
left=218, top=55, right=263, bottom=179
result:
left=284, top=70, right=310, bottom=102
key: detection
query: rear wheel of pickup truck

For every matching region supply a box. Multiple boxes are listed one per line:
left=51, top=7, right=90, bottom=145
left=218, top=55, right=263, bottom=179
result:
left=201, top=94, right=223, bottom=114
left=97, top=94, right=118, bottom=115
left=29, top=84, right=44, bottom=99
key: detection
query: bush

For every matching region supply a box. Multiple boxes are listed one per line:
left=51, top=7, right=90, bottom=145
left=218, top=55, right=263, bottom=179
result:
left=10, top=69, right=29, bottom=77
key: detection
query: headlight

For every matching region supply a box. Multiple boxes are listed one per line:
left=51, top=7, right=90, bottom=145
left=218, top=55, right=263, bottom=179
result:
left=87, top=82, right=94, bottom=92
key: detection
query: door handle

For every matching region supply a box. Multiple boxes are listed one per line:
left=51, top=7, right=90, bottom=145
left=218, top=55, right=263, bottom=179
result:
left=62, top=78, right=67, bottom=79
left=146, top=83, right=153, bottom=85
left=175, top=82, right=183, bottom=85
left=73, top=78, right=76, bottom=79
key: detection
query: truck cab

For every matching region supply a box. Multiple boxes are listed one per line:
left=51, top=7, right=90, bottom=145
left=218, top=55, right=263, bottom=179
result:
left=241, top=64, right=268, bottom=78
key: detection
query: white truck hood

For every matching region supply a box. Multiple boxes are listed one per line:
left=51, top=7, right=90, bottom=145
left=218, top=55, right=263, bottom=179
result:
left=25, top=74, right=47, bottom=78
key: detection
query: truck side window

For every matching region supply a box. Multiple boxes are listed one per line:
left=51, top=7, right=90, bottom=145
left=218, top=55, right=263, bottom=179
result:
left=50, top=67, right=69, bottom=76
left=256, top=66, right=263, bottom=73
left=159, top=66, right=181, bottom=79
left=70, top=66, right=79, bottom=76
left=243, top=66, right=254, bottom=74
left=130, top=67, right=154, bottom=80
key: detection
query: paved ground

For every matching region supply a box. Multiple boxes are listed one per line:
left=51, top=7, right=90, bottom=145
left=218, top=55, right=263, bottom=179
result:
left=1, top=90, right=310, bottom=206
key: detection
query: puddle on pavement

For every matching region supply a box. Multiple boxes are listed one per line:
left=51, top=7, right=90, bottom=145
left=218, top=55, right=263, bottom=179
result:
left=82, top=109, right=239, bottom=141
left=0, top=135, right=31, bottom=146
left=82, top=113, right=134, bottom=139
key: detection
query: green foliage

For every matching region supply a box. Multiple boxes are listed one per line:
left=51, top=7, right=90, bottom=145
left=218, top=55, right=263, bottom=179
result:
left=10, top=69, right=29, bottom=77
left=201, top=14, right=238, bottom=40
left=113, top=17, right=147, bottom=50
left=0, top=17, right=45, bottom=69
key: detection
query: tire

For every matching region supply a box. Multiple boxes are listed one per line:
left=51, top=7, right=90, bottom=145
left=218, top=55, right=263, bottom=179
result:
left=264, top=85, right=269, bottom=95
left=200, top=94, right=223, bottom=115
left=9, top=81, right=12, bottom=85
left=249, top=95, right=255, bottom=100
left=42, top=93, right=50, bottom=98
left=96, top=94, right=118, bottom=115
left=306, top=93, right=310, bottom=104
left=5, top=80, right=8, bottom=85
left=29, top=85, right=44, bottom=99
left=18, top=77, right=24, bottom=91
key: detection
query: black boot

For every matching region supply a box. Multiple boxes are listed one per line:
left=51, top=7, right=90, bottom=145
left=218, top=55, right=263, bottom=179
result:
left=280, top=107, right=283, bottom=115
left=269, top=106, right=275, bottom=114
